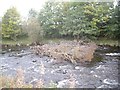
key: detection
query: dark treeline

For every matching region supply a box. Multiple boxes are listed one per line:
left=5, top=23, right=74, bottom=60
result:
left=1, top=1, right=120, bottom=41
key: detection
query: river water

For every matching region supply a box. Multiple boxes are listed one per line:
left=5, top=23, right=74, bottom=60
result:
left=0, top=45, right=120, bottom=88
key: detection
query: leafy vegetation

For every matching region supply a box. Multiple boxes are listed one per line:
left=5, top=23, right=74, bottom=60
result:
left=1, top=1, right=120, bottom=44
left=24, top=9, right=43, bottom=42
left=2, top=7, right=22, bottom=41
left=38, top=1, right=119, bottom=40
left=2, top=37, right=31, bottom=45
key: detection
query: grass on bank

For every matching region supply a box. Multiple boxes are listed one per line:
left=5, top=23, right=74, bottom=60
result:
left=2, top=36, right=120, bottom=46
left=2, top=37, right=31, bottom=45
left=94, top=38, right=120, bottom=46
left=2, top=37, right=72, bottom=45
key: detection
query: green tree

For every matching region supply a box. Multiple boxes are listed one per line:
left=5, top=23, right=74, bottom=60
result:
left=84, top=2, right=115, bottom=39
left=27, top=9, right=43, bottom=42
left=107, top=1, right=120, bottom=39
left=38, top=1, right=64, bottom=38
left=2, top=7, right=21, bottom=40
left=38, top=1, right=118, bottom=40
left=28, top=9, right=37, bottom=18
left=60, top=2, right=87, bottom=39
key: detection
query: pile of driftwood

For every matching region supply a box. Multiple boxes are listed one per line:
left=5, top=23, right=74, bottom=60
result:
left=31, top=40, right=97, bottom=64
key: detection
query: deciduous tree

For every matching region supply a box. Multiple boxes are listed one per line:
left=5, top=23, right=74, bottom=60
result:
left=2, top=7, right=21, bottom=40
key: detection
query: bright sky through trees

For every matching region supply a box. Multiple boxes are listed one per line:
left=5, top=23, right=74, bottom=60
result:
left=0, top=0, right=117, bottom=18
left=0, top=0, right=48, bottom=17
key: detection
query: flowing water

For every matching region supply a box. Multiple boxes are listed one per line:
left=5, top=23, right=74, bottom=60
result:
left=0, top=45, right=120, bottom=88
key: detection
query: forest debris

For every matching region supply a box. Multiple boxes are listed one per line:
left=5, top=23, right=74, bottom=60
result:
left=31, top=40, right=97, bottom=64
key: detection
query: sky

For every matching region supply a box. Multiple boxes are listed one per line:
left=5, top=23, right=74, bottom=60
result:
left=0, top=0, right=71, bottom=18
left=0, top=0, right=117, bottom=18
left=0, top=0, right=48, bottom=17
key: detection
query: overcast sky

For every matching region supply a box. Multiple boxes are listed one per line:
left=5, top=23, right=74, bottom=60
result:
left=0, top=0, right=49, bottom=17
left=0, top=0, right=71, bottom=18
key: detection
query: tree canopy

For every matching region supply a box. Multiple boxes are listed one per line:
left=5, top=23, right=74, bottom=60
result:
left=2, top=1, right=120, bottom=41
left=38, top=1, right=119, bottom=39
left=2, top=7, right=21, bottom=40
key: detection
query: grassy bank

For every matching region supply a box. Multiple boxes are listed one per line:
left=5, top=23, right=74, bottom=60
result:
left=2, top=37, right=120, bottom=47
left=2, top=37, right=71, bottom=45
left=94, top=38, right=120, bottom=46
left=2, top=37, right=32, bottom=45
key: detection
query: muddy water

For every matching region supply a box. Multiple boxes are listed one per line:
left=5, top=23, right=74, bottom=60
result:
left=0, top=45, right=120, bottom=88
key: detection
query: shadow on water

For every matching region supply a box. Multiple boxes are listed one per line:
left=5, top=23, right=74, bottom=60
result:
left=83, top=45, right=120, bottom=67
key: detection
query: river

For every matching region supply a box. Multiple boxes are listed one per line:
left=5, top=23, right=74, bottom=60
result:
left=0, top=45, right=120, bottom=88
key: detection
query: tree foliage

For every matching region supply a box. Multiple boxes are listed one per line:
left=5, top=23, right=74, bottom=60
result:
left=27, top=9, right=43, bottom=42
left=2, top=1, right=119, bottom=41
left=2, top=7, right=21, bottom=40
left=38, top=1, right=119, bottom=39
left=38, top=1, right=64, bottom=38
left=107, top=1, right=120, bottom=39
left=83, top=2, right=113, bottom=38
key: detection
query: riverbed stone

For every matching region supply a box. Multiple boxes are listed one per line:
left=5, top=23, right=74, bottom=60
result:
left=57, top=79, right=69, bottom=88
left=75, top=66, right=80, bottom=70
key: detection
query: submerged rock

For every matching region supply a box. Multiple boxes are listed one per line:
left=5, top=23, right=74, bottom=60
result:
left=75, top=66, right=80, bottom=70
left=57, top=79, right=69, bottom=88
left=16, top=52, right=32, bottom=57
left=0, top=51, right=7, bottom=54
left=103, top=79, right=118, bottom=85
left=97, top=85, right=112, bottom=88
left=106, top=53, right=120, bottom=56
